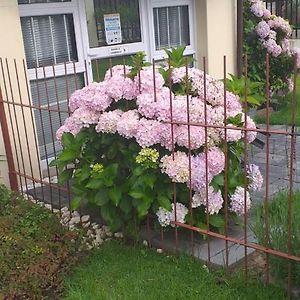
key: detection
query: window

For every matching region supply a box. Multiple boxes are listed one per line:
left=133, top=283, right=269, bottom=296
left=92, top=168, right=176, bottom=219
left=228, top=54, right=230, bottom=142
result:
left=153, top=5, right=190, bottom=50
left=21, top=14, right=78, bottom=69
left=30, top=74, right=84, bottom=159
left=85, top=0, right=142, bottom=48
left=18, top=0, right=71, bottom=4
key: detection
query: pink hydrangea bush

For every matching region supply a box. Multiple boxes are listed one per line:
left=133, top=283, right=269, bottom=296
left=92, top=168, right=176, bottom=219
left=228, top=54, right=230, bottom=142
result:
left=245, top=0, right=300, bottom=96
left=54, top=51, right=263, bottom=233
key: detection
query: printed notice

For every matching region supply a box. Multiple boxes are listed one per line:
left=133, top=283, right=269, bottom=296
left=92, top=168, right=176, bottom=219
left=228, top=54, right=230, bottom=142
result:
left=104, top=13, right=122, bottom=45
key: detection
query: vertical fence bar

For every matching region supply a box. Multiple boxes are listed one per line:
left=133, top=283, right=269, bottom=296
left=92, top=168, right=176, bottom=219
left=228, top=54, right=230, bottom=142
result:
left=287, top=54, right=298, bottom=297
left=203, top=56, right=211, bottom=265
left=168, top=58, right=178, bottom=254
left=223, top=56, right=229, bottom=268
left=243, top=54, right=249, bottom=282
left=14, top=59, right=37, bottom=198
left=23, top=59, right=45, bottom=202
left=0, top=58, right=23, bottom=192
left=264, top=53, right=271, bottom=284
left=0, top=87, right=18, bottom=191
left=6, top=58, right=29, bottom=194
left=185, top=58, right=194, bottom=256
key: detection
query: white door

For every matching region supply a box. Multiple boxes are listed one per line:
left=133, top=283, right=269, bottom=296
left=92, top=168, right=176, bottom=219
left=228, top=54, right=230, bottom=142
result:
left=79, top=0, right=150, bottom=82
left=18, top=0, right=87, bottom=162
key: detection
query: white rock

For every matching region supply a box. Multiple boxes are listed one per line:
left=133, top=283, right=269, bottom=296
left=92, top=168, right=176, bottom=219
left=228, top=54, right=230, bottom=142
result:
left=53, top=208, right=59, bottom=214
left=70, top=216, right=81, bottom=224
left=81, top=215, right=90, bottom=223
left=72, top=211, right=80, bottom=218
left=102, top=225, right=111, bottom=233
left=156, top=248, right=163, bottom=254
left=92, top=224, right=99, bottom=230
left=106, top=231, right=112, bottom=237
left=45, top=204, right=52, bottom=210
left=61, top=207, right=69, bottom=213
left=87, top=229, right=93, bottom=237
left=69, top=225, right=75, bottom=231
left=83, top=221, right=91, bottom=228
left=114, top=232, right=123, bottom=239
left=142, top=240, right=148, bottom=247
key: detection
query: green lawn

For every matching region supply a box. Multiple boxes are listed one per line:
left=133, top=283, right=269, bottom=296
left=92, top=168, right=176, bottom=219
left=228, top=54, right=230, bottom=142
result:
left=62, top=241, right=287, bottom=300
left=254, top=78, right=300, bottom=126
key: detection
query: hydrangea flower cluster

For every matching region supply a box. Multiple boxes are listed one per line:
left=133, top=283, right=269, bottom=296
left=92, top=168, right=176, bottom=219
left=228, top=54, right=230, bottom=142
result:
left=156, top=203, right=189, bottom=227
left=250, top=0, right=294, bottom=58
left=57, top=59, right=262, bottom=229
left=136, top=148, right=159, bottom=169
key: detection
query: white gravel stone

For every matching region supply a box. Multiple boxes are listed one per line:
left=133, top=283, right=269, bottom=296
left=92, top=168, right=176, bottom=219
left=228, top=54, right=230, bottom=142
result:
left=45, top=204, right=52, bottom=210
left=72, top=211, right=80, bottom=218
left=83, top=221, right=91, bottom=228
left=70, top=216, right=81, bottom=224
left=81, top=215, right=90, bottom=223
left=114, top=232, right=123, bottom=239
left=156, top=248, right=163, bottom=254
left=142, top=240, right=148, bottom=247
left=61, top=207, right=69, bottom=213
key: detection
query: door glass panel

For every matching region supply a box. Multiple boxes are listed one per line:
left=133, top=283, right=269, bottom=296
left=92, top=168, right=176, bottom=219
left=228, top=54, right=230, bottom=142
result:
left=91, top=55, right=132, bottom=81
left=85, top=0, right=142, bottom=48
left=21, top=14, right=78, bottom=69
left=30, top=73, right=84, bottom=159
left=153, top=5, right=190, bottom=51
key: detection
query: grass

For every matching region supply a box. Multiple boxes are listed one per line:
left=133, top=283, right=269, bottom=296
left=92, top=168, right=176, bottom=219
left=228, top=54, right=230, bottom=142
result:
left=254, top=78, right=300, bottom=126
left=252, top=190, right=300, bottom=286
left=0, top=185, right=81, bottom=299
left=62, top=241, right=287, bottom=300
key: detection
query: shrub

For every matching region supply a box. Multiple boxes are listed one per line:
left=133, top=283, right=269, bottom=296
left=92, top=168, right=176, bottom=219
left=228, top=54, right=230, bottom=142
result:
left=252, top=190, right=300, bottom=285
left=51, top=48, right=263, bottom=235
left=244, top=0, right=300, bottom=98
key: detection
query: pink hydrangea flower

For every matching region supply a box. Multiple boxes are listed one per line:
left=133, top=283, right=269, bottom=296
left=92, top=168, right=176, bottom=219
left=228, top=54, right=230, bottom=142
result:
left=95, top=109, right=123, bottom=134
left=192, top=186, right=224, bottom=215
left=230, top=187, right=251, bottom=216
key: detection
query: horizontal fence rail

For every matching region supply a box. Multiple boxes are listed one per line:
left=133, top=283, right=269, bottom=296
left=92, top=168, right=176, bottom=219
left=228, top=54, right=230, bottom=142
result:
left=0, top=55, right=299, bottom=298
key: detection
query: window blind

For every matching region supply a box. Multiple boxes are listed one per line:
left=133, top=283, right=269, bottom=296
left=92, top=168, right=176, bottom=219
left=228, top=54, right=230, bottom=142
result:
left=21, top=14, right=78, bottom=69
left=153, top=5, right=190, bottom=51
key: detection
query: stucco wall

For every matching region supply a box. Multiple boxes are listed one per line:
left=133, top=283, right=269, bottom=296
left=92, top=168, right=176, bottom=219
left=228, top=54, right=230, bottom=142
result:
left=0, top=0, right=39, bottom=188
left=195, top=0, right=237, bottom=79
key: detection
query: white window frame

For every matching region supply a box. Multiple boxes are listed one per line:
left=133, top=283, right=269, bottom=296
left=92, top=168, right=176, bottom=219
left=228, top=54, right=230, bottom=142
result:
left=78, top=0, right=150, bottom=62
left=148, top=0, right=196, bottom=61
left=18, top=0, right=87, bottom=81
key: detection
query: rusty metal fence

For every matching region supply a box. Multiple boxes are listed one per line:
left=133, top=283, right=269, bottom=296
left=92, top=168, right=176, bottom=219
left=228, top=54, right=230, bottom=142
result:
left=265, top=0, right=300, bottom=38
left=0, top=55, right=299, bottom=297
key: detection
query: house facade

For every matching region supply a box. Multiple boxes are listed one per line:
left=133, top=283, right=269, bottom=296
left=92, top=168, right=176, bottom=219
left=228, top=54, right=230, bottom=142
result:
left=0, top=0, right=238, bottom=187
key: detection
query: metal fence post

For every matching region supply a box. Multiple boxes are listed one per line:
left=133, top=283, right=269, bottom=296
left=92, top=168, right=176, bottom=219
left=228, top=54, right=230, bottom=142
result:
left=0, top=87, right=18, bottom=191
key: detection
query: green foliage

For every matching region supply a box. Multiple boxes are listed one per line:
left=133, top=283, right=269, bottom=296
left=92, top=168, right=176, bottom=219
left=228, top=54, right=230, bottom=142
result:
left=252, top=190, right=300, bottom=286
left=0, top=189, right=80, bottom=298
left=128, top=52, right=151, bottom=79
left=243, top=1, right=294, bottom=100
left=226, top=74, right=265, bottom=108
left=164, top=46, right=194, bottom=68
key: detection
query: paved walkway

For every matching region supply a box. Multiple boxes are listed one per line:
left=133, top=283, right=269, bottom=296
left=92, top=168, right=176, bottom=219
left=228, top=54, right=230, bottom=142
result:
left=249, top=125, right=300, bottom=203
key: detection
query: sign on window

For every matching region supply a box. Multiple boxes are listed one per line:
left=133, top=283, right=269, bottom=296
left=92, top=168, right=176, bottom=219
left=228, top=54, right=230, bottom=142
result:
left=104, top=13, right=122, bottom=45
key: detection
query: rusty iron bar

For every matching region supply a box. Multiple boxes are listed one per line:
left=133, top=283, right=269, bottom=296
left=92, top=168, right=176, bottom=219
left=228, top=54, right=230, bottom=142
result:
left=167, top=58, right=179, bottom=254
left=242, top=54, right=249, bottom=282
left=203, top=56, right=211, bottom=265
left=172, top=220, right=300, bottom=262
left=23, top=59, right=45, bottom=203
left=0, top=87, right=18, bottom=191
left=5, top=58, right=29, bottom=194
left=264, top=53, right=271, bottom=284
left=287, top=52, right=298, bottom=297
left=223, top=56, right=229, bottom=269
left=0, top=58, right=23, bottom=191
left=14, top=59, right=37, bottom=198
